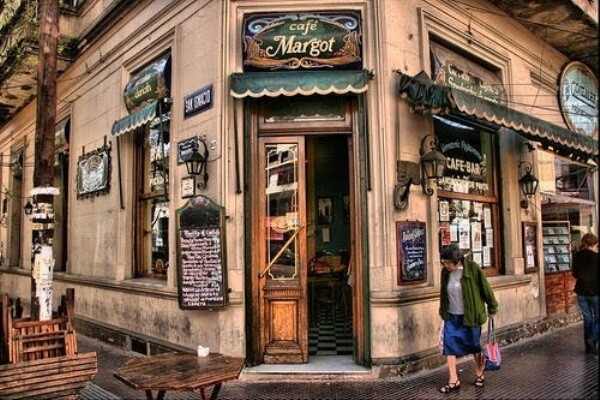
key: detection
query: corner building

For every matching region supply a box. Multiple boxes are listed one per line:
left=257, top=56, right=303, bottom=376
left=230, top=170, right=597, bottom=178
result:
left=0, top=0, right=597, bottom=376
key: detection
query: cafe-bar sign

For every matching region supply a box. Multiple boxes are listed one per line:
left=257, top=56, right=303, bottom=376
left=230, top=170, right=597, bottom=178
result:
left=242, top=12, right=362, bottom=71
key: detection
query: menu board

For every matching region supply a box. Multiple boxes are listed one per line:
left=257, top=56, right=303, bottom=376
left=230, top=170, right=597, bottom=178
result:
left=176, top=195, right=227, bottom=309
left=396, top=221, right=427, bottom=284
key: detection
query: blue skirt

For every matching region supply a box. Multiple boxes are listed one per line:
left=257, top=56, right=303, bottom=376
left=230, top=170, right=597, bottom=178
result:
left=443, top=314, right=482, bottom=356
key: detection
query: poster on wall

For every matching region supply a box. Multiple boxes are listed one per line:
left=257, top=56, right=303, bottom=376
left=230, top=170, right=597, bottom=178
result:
left=396, top=221, right=427, bottom=285
left=522, top=222, right=538, bottom=273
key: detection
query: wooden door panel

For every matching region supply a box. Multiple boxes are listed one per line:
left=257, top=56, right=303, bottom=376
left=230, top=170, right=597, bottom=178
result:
left=269, top=300, right=297, bottom=342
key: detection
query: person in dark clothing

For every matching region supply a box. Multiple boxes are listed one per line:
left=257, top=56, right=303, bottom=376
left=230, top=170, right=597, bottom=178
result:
left=438, top=244, right=498, bottom=393
left=572, top=233, right=599, bottom=355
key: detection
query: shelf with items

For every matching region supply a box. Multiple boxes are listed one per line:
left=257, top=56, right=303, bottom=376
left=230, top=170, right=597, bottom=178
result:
left=542, top=221, right=571, bottom=273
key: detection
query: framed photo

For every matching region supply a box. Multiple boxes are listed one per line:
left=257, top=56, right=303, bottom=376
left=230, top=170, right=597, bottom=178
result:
left=522, top=222, right=538, bottom=273
left=181, top=176, right=195, bottom=198
left=317, top=197, right=333, bottom=224
left=77, top=144, right=111, bottom=199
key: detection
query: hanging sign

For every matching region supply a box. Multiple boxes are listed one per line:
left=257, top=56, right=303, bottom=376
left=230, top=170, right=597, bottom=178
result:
left=558, top=61, right=598, bottom=137
left=124, top=54, right=171, bottom=113
left=242, top=12, right=362, bottom=71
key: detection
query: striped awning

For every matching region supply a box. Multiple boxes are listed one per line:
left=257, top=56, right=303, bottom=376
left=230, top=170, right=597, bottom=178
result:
left=397, top=71, right=599, bottom=163
left=230, top=70, right=370, bottom=99
left=111, top=101, right=158, bottom=137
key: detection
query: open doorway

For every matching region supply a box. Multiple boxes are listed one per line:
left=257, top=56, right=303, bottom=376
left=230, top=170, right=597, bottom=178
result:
left=306, top=136, right=353, bottom=357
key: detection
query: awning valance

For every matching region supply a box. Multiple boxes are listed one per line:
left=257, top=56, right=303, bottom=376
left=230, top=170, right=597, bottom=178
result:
left=230, top=70, right=370, bottom=99
left=397, top=71, right=599, bottom=163
left=111, top=101, right=158, bottom=137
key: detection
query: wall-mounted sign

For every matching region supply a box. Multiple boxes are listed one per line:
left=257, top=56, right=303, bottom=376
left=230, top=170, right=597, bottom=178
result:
left=176, top=195, right=227, bottom=309
left=242, top=12, right=362, bottom=71
left=124, top=54, right=171, bottom=113
left=181, top=176, right=195, bottom=198
left=184, top=85, right=213, bottom=119
left=431, top=42, right=506, bottom=105
left=77, top=144, right=112, bottom=199
left=559, top=61, right=598, bottom=137
left=396, top=221, right=427, bottom=285
left=177, top=137, right=200, bottom=164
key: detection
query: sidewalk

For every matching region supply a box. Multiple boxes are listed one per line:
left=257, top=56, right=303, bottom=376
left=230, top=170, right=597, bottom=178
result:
left=79, top=322, right=598, bottom=399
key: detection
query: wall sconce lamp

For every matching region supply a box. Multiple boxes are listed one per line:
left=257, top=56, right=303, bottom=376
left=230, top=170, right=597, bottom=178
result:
left=184, top=138, right=210, bottom=190
left=518, top=161, right=539, bottom=209
left=23, top=198, right=34, bottom=215
left=420, top=134, right=447, bottom=196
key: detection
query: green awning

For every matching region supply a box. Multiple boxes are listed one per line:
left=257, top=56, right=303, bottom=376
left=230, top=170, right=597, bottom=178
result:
left=397, top=71, right=599, bottom=163
left=230, top=70, right=370, bottom=98
left=111, top=101, right=158, bottom=137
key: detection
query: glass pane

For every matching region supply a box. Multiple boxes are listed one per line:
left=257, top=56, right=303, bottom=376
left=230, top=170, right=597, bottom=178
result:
left=438, top=199, right=496, bottom=269
left=144, top=118, right=170, bottom=193
left=434, top=116, right=494, bottom=196
left=263, top=96, right=345, bottom=123
left=145, top=197, right=169, bottom=279
left=265, top=143, right=299, bottom=280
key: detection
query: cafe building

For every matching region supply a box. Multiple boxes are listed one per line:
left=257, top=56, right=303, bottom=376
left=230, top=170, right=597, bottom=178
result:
left=0, top=0, right=597, bottom=375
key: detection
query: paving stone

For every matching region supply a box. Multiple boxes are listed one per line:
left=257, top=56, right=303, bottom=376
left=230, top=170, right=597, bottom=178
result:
left=78, top=322, right=598, bottom=400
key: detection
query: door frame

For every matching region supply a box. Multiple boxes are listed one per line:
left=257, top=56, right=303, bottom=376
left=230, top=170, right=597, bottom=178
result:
left=244, top=96, right=367, bottom=366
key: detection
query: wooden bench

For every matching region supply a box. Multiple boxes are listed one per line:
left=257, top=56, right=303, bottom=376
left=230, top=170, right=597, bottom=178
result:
left=0, top=351, right=98, bottom=399
left=1, top=289, right=98, bottom=398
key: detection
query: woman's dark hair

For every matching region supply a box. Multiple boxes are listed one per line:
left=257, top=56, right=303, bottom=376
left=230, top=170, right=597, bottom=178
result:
left=580, top=233, right=598, bottom=250
left=441, top=244, right=464, bottom=264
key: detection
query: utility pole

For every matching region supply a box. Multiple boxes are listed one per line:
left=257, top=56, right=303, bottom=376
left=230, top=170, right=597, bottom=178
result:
left=31, top=0, right=59, bottom=321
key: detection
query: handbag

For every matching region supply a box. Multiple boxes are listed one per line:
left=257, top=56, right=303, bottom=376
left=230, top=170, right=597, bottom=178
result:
left=482, top=317, right=501, bottom=371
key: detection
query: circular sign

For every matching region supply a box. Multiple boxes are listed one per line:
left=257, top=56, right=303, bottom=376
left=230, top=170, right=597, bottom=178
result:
left=558, top=61, right=598, bottom=137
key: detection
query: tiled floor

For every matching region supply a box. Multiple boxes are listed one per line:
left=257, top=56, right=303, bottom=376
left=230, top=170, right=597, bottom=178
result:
left=308, top=299, right=353, bottom=356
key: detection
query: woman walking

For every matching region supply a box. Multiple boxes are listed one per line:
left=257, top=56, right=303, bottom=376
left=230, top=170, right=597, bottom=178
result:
left=438, top=244, right=498, bottom=393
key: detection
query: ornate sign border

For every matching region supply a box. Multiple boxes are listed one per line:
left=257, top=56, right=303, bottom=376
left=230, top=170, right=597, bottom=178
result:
left=76, top=143, right=112, bottom=199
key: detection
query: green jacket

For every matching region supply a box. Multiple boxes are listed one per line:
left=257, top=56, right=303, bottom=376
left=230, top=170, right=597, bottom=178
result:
left=439, top=258, right=498, bottom=326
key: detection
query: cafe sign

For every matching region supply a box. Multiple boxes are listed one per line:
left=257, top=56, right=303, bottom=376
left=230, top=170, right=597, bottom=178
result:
left=431, top=42, right=506, bottom=105
left=124, top=54, right=171, bottom=113
left=242, top=12, right=362, bottom=71
left=559, top=61, right=598, bottom=137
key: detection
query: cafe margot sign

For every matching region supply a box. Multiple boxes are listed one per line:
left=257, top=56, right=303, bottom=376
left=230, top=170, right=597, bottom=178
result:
left=558, top=61, right=598, bottom=137
left=242, top=12, right=362, bottom=71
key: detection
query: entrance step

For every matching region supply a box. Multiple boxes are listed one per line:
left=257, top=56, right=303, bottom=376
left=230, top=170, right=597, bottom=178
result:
left=240, top=355, right=374, bottom=382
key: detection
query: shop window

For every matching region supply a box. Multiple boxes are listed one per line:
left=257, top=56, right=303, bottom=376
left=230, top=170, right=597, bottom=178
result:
left=434, top=116, right=502, bottom=275
left=135, top=114, right=170, bottom=280
left=8, top=148, right=24, bottom=268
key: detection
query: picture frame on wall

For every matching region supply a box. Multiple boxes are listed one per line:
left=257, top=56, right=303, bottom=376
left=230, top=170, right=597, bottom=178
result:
left=317, top=197, right=333, bottom=224
left=76, top=144, right=112, bottom=199
left=522, top=221, right=538, bottom=273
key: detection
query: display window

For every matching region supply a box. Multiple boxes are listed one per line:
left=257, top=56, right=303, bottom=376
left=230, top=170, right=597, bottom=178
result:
left=435, top=116, right=502, bottom=275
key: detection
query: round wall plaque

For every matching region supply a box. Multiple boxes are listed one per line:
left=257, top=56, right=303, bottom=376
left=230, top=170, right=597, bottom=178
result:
left=558, top=61, right=598, bottom=137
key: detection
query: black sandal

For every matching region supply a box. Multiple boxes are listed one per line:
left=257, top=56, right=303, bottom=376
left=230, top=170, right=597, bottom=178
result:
left=439, top=380, right=461, bottom=393
left=474, top=374, right=485, bottom=388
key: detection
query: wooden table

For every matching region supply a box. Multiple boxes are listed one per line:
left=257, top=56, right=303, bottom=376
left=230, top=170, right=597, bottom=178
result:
left=114, top=352, right=245, bottom=400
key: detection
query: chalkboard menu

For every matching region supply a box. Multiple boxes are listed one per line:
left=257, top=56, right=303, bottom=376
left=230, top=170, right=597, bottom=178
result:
left=176, top=195, right=227, bottom=309
left=396, top=221, right=427, bottom=285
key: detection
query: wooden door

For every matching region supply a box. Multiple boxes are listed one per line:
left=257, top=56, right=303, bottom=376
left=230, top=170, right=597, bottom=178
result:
left=256, top=136, right=308, bottom=363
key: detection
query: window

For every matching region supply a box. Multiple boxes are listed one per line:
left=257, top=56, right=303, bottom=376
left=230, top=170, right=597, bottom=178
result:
left=135, top=111, right=171, bottom=280
left=435, top=116, right=502, bottom=275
